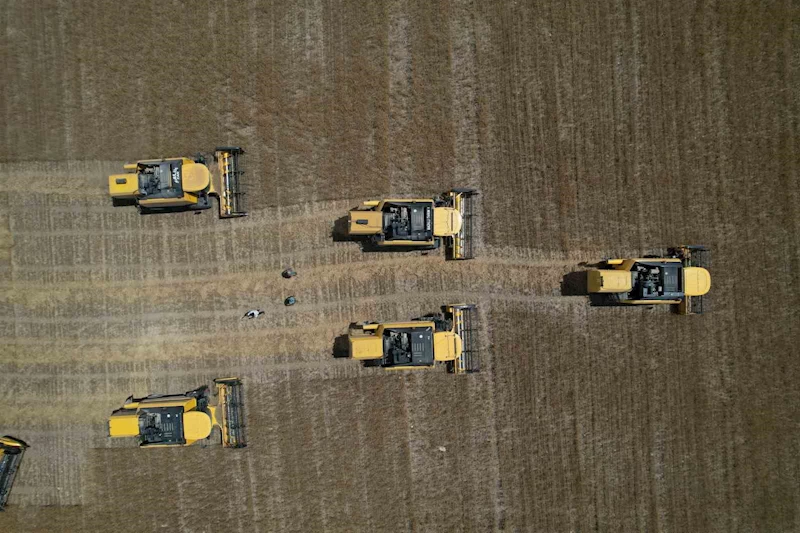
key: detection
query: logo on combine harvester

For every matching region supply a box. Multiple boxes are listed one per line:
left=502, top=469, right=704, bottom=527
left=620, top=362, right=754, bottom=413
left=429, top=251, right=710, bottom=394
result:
left=171, top=166, right=181, bottom=185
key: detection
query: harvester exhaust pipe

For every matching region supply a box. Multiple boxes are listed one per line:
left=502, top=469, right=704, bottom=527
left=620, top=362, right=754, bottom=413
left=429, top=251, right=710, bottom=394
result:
left=0, top=436, right=29, bottom=511
left=214, top=378, right=247, bottom=448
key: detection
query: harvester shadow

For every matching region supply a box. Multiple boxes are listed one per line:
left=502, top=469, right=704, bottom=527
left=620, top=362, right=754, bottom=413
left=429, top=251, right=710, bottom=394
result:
left=111, top=198, right=137, bottom=207
left=331, top=215, right=351, bottom=243
left=561, top=271, right=588, bottom=296
left=588, top=294, right=627, bottom=307
left=332, top=333, right=350, bottom=358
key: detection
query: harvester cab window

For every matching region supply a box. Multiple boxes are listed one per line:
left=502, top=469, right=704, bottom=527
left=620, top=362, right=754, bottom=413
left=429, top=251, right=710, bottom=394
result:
left=631, top=262, right=683, bottom=299
left=382, top=327, right=434, bottom=367
left=383, top=202, right=432, bottom=241
left=139, top=160, right=183, bottom=198
left=138, top=406, right=186, bottom=446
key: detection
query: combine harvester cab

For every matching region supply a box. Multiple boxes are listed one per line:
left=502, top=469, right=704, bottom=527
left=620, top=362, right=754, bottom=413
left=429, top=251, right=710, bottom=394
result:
left=108, top=378, right=246, bottom=448
left=348, top=304, right=480, bottom=373
left=108, top=147, right=247, bottom=218
left=347, top=189, right=478, bottom=260
left=0, top=436, right=28, bottom=511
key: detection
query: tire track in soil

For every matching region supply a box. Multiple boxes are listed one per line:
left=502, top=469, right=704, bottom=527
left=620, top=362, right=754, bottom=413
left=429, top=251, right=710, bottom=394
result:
left=3, top=255, right=582, bottom=319
left=386, top=0, right=413, bottom=191
left=1, top=245, right=575, bottom=512
left=1, top=286, right=522, bottom=510
left=6, top=1, right=797, bottom=529
left=2, top=159, right=631, bottom=525
left=1, top=185, right=581, bottom=510
left=0, top=294, right=582, bottom=352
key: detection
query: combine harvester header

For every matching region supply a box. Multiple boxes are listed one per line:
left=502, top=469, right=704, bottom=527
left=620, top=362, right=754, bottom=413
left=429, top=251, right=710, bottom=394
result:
left=0, top=436, right=28, bottom=511
left=213, top=147, right=247, bottom=218
left=447, top=189, right=477, bottom=260
left=108, top=378, right=246, bottom=448
left=447, top=304, right=479, bottom=374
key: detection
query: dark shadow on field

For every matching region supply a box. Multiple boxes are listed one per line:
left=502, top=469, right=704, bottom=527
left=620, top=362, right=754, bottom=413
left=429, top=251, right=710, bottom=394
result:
left=332, top=333, right=350, bottom=358
left=359, top=242, right=438, bottom=254
left=561, top=271, right=588, bottom=296
left=111, top=198, right=137, bottom=207
left=331, top=215, right=351, bottom=242
left=588, top=294, right=628, bottom=307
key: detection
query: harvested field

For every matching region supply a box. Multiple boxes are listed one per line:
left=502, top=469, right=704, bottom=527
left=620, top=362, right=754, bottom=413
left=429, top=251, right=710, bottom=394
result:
left=1, top=1, right=798, bottom=532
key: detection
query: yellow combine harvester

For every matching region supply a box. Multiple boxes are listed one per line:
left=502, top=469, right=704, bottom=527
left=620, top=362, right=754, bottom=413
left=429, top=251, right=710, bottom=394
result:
left=349, top=304, right=479, bottom=373
left=587, top=246, right=711, bottom=314
left=0, top=436, right=28, bottom=511
left=108, top=147, right=246, bottom=217
left=348, top=189, right=477, bottom=259
left=109, top=378, right=246, bottom=448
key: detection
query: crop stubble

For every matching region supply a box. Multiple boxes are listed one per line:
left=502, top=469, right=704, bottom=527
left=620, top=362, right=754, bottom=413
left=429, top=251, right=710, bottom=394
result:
left=1, top=0, right=798, bottom=532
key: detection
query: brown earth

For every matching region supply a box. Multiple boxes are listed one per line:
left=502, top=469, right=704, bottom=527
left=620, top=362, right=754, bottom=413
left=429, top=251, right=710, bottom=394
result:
left=1, top=1, right=798, bottom=531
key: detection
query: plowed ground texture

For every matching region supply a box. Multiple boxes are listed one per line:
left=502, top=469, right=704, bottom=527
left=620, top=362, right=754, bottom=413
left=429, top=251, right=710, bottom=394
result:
left=1, top=1, right=798, bottom=532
